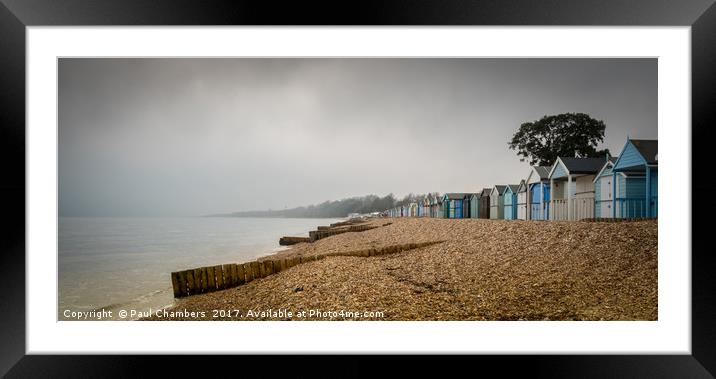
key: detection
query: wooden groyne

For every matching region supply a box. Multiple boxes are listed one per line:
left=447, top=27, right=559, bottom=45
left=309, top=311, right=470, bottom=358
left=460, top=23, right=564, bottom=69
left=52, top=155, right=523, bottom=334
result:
left=308, top=224, right=379, bottom=242
left=278, top=236, right=310, bottom=246
left=329, top=220, right=363, bottom=228
left=170, top=240, right=444, bottom=298
left=279, top=219, right=378, bottom=245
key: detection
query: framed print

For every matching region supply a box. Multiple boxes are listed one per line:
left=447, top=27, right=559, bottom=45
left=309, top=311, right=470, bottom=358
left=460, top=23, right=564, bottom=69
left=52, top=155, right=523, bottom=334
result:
left=1, top=0, right=714, bottom=377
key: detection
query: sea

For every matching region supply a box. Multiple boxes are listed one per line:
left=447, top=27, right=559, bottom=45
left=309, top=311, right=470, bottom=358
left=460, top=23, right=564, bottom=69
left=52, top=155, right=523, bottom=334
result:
left=58, top=217, right=342, bottom=320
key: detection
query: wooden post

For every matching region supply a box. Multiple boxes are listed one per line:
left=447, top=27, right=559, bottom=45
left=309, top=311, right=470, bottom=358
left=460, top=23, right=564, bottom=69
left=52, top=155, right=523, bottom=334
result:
left=186, top=270, right=196, bottom=296
left=236, top=263, right=246, bottom=285
left=258, top=261, right=266, bottom=278
left=193, top=268, right=203, bottom=294
left=251, top=261, right=260, bottom=279
left=243, top=262, right=253, bottom=283
left=215, top=265, right=225, bottom=289
left=200, top=267, right=208, bottom=293
left=223, top=264, right=235, bottom=287
left=171, top=272, right=182, bottom=298
left=231, top=264, right=239, bottom=286
left=206, top=266, right=216, bottom=290
left=177, top=271, right=188, bottom=297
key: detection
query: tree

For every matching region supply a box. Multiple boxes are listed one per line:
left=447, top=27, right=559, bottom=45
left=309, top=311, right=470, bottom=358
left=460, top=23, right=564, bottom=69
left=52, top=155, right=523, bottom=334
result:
left=508, top=113, right=611, bottom=166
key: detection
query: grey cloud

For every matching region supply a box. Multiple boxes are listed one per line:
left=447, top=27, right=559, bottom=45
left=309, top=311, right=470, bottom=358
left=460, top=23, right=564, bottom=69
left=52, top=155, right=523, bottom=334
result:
left=59, top=58, right=656, bottom=217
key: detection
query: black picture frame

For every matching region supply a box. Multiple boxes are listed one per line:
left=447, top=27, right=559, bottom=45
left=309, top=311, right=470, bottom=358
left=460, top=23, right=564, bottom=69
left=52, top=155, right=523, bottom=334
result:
left=1, top=0, right=714, bottom=377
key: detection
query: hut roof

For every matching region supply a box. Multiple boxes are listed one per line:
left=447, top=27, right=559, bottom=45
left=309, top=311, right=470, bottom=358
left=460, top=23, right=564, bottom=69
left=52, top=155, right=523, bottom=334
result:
left=630, top=139, right=658, bottom=164
left=517, top=180, right=528, bottom=192
left=492, top=185, right=507, bottom=195
left=506, top=184, right=520, bottom=194
left=480, top=188, right=492, bottom=197
left=533, top=166, right=551, bottom=179
left=557, top=157, right=607, bottom=174
left=444, top=193, right=469, bottom=200
left=593, top=159, right=616, bottom=181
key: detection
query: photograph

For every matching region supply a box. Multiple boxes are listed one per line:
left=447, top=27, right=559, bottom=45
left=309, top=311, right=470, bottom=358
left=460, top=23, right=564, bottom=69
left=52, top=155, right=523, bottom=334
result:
left=58, top=57, right=658, bottom=322
left=3, top=0, right=713, bottom=372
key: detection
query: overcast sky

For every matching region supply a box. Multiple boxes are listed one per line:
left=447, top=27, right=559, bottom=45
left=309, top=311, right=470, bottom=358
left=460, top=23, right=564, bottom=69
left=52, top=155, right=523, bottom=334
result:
left=59, top=58, right=657, bottom=217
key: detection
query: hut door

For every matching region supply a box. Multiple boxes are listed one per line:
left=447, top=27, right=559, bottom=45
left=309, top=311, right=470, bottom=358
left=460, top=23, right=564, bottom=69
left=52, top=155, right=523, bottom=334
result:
left=600, top=178, right=612, bottom=218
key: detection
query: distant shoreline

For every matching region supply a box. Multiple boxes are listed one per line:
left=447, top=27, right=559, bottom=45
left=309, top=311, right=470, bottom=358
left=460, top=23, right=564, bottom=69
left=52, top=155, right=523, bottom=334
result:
left=204, top=214, right=349, bottom=219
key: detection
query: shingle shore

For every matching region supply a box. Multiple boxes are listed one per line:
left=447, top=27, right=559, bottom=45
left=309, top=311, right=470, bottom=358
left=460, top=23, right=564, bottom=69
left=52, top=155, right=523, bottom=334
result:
left=144, top=218, right=657, bottom=321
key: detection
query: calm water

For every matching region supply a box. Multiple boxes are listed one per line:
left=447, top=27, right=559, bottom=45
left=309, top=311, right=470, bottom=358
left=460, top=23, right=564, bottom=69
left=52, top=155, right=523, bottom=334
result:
left=58, top=217, right=341, bottom=320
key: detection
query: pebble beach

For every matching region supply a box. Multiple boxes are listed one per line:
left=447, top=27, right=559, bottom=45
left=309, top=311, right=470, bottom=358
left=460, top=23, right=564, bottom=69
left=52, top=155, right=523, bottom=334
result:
left=144, top=217, right=657, bottom=321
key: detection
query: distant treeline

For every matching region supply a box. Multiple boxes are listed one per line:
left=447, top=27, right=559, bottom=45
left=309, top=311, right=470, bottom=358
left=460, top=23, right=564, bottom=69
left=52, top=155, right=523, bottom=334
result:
left=212, top=193, right=438, bottom=218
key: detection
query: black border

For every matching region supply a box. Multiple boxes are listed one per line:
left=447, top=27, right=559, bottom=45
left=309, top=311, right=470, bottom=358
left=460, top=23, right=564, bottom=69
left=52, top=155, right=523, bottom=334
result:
left=1, top=1, right=714, bottom=377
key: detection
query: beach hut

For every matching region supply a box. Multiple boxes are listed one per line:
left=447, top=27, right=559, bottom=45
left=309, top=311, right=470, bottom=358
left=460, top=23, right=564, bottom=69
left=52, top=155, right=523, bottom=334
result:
left=526, top=166, right=551, bottom=220
left=442, top=193, right=467, bottom=219
left=462, top=193, right=479, bottom=218
left=430, top=194, right=443, bottom=218
left=436, top=195, right=443, bottom=218
left=461, top=194, right=469, bottom=218
left=610, top=139, right=658, bottom=218
left=479, top=188, right=491, bottom=219
left=422, top=197, right=430, bottom=217
left=409, top=202, right=418, bottom=217
left=516, top=180, right=528, bottom=220
left=593, top=157, right=619, bottom=218
left=503, top=185, right=519, bottom=220
left=469, top=193, right=480, bottom=219
left=548, top=157, right=606, bottom=220
left=489, top=185, right=507, bottom=219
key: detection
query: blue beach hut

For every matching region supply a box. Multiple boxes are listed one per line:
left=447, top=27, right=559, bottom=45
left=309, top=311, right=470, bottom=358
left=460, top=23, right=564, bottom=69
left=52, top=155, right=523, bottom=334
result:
left=610, top=139, right=658, bottom=218
left=503, top=185, right=519, bottom=220
left=442, top=193, right=467, bottom=219
left=526, top=166, right=551, bottom=220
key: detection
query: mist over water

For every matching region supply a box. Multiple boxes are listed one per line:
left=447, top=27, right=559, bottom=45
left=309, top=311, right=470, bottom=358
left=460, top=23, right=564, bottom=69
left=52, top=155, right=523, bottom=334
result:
left=58, top=217, right=341, bottom=320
